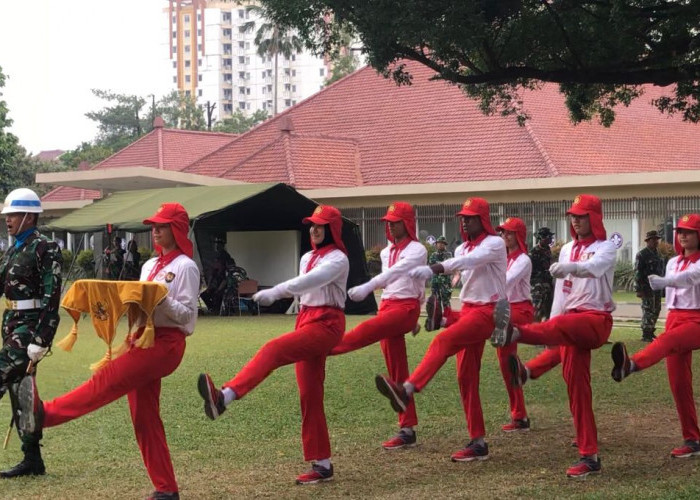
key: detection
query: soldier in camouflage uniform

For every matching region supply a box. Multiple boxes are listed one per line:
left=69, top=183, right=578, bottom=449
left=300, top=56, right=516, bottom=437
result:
left=0, top=188, right=62, bottom=478
left=429, top=236, right=453, bottom=310
left=529, top=227, right=555, bottom=321
left=635, top=230, right=664, bottom=342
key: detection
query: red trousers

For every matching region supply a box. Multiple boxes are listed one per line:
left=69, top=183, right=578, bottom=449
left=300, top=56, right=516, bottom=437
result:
left=517, top=311, right=612, bottom=456
left=496, top=301, right=533, bottom=421
left=330, top=298, right=420, bottom=428
left=223, top=306, right=344, bottom=461
left=631, top=309, right=700, bottom=442
left=44, top=327, right=186, bottom=493
left=408, top=302, right=495, bottom=440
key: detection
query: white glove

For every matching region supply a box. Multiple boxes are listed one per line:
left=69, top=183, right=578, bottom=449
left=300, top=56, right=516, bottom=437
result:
left=348, top=283, right=374, bottom=302
left=409, top=266, right=435, bottom=281
left=252, top=288, right=282, bottom=306
left=27, top=344, right=48, bottom=362
left=549, top=262, right=577, bottom=278
left=648, top=275, right=670, bottom=291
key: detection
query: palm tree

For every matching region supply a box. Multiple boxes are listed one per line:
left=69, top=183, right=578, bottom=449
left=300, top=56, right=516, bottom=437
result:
left=243, top=5, right=303, bottom=115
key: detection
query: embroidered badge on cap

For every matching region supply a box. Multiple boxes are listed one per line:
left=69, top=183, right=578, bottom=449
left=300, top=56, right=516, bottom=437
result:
left=682, top=215, right=690, bottom=222
left=388, top=204, right=395, bottom=212
left=574, top=196, right=581, bottom=204
left=313, top=206, right=323, bottom=215
left=464, top=199, right=472, bottom=208
left=505, top=217, right=511, bottom=223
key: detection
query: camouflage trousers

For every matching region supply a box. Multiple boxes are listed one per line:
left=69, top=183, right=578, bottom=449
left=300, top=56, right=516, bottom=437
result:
left=430, top=282, right=453, bottom=309
left=641, top=292, right=662, bottom=336
left=1, top=325, right=42, bottom=449
left=532, top=282, right=554, bottom=322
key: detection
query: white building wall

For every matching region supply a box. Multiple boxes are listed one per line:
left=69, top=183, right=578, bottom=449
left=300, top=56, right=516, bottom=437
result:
left=166, top=1, right=331, bottom=125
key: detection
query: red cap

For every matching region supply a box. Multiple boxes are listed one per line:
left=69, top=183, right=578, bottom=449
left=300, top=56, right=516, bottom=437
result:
left=302, top=205, right=347, bottom=254
left=456, top=197, right=496, bottom=239
left=566, top=194, right=606, bottom=240
left=381, top=202, right=417, bottom=242
left=497, top=217, right=527, bottom=253
left=674, top=214, right=700, bottom=255
left=143, top=202, right=193, bottom=258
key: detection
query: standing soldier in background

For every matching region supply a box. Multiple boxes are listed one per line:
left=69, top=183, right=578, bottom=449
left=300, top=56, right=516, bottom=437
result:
left=530, top=227, right=555, bottom=321
left=0, top=188, right=62, bottom=478
left=635, top=230, right=664, bottom=342
left=426, top=236, right=453, bottom=330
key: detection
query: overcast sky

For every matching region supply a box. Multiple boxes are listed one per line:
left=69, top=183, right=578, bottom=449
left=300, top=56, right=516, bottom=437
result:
left=0, top=0, right=172, bottom=153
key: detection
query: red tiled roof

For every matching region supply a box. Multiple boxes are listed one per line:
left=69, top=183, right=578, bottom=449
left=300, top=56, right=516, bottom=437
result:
left=522, top=85, right=700, bottom=175
left=221, top=133, right=361, bottom=188
left=42, top=186, right=101, bottom=202
left=35, top=150, right=65, bottom=162
left=94, top=127, right=237, bottom=171
left=187, top=61, right=699, bottom=188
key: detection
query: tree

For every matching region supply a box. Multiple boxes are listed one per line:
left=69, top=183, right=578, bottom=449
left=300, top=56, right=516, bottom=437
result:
left=60, top=142, right=115, bottom=170
left=158, top=91, right=206, bottom=131
left=85, top=89, right=150, bottom=151
left=259, top=0, right=700, bottom=126
left=325, top=53, right=359, bottom=86
left=244, top=4, right=304, bottom=115
left=212, top=109, right=269, bottom=133
left=0, top=65, right=25, bottom=195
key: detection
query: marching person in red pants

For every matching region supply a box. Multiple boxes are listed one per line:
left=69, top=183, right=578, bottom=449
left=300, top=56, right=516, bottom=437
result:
left=611, top=213, right=700, bottom=459
left=330, top=202, right=426, bottom=450
left=197, top=205, right=349, bottom=485
left=375, top=197, right=506, bottom=462
left=18, top=203, right=200, bottom=500
left=495, top=217, right=533, bottom=433
left=491, top=194, right=616, bottom=479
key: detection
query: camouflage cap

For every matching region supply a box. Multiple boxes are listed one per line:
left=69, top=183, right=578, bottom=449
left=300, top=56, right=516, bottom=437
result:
left=436, top=236, right=448, bottom=244
left=644, top=230, right=660, bottom=241
left=536, top=227, right=555, bottom=240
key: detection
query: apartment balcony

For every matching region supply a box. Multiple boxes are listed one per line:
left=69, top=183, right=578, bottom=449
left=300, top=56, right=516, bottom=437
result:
left=264, top=76, right=272, bottom=84
left=222, top=35, right=232, bottom=42
left=282, top=76, right=290, bottom=83
left=222, top=81, right=233, bottom=88
left=222, top=65, right=233, bottom=71
left=264, top=61, right=273, bottom=69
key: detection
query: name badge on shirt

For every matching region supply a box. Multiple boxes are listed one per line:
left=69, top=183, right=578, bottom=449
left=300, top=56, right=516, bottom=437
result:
left=563, top=279, right=573, bottom=294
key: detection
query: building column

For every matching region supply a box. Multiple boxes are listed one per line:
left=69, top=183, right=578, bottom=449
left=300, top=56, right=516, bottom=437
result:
left=631, top=200, right=639, bottom=260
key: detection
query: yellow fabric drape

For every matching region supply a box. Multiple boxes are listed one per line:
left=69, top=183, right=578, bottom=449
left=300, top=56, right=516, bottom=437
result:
left=56, top=280, right=169, bottom=371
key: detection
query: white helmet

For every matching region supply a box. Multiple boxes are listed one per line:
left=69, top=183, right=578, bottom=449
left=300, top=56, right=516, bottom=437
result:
left=1, top=188, right=43, bottom=214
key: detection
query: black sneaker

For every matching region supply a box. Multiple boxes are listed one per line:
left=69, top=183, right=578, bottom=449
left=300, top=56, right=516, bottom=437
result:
left=451, top=440, right=489, bottom=462
left=509, top=354, right=528, bottom=387
left=17, top=376, right=43, bottom=435
left=566, top=456, right=601, bottom=478
left=147, top=492, right=180, bottom=500
left=671, top=440, right=700, bottom=458
left=424, top=294, right=443, bottom=332
left=197, top=373, right=226, bottom=420
left=611, top=342, right=632, bottom=382
left=490, top=299, right=514, bottom=347
left=382, top=429, right=417, bottom=450
left=296, top=463, right=333, bottom=484
left=375, top=374, right=410, bottom=413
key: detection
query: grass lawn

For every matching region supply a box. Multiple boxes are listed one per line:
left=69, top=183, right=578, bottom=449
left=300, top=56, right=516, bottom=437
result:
left=3, top=312, right=700, bottom=499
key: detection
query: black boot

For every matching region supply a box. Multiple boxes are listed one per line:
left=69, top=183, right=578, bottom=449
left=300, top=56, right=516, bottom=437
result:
left=0, top=443, right=45, bottom=478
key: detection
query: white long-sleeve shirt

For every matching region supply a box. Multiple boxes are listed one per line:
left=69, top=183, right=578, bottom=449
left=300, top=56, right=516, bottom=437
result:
left=365, top=240, right=427, bottom=302
left=441, top=235, right=506, bottom=304
left=140, top=253, right=200, bottom=335
left=277, top=248, right=349, bottom=308
left=664, top=256, right=700, bottom=310
left=550, top=239, right=616, bottom=317
left=506, top=252, right=532, bottom=303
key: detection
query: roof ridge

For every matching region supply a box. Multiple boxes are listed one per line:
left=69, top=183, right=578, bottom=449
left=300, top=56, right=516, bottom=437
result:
left=183, top=66, right=375, bottom=173
left=282, top=134, right=295, bottom=186
left=523, top=118, right=559, bottom=177
left=161, top=128, right=239, bottom=138
left=289, top=132, right=359, bottom=144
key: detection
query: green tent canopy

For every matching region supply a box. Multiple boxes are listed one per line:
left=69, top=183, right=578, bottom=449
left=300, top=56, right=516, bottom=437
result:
left=46, top=183, right=377, bottom=314
left=45, top=183, right=279, bottom=233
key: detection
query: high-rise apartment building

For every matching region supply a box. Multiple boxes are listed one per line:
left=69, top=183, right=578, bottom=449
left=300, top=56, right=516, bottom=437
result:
left=165, top=0, right=330, bottom=123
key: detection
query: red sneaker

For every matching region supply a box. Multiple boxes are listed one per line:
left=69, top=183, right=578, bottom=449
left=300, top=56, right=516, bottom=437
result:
left=566, top=456, right=601, bottom=478
left=671, top=440, right=700, bottom=458
left=502, top=418, right=530, bottom=433
left=450, top=440, right=489, bottom=462
left=382, top=429, right=417, bottom=450
left=508, top=354, right=528, bottom=387
left=295, top=463, right=333, bottom=485
left=375, top=374, right=410, bottom=413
